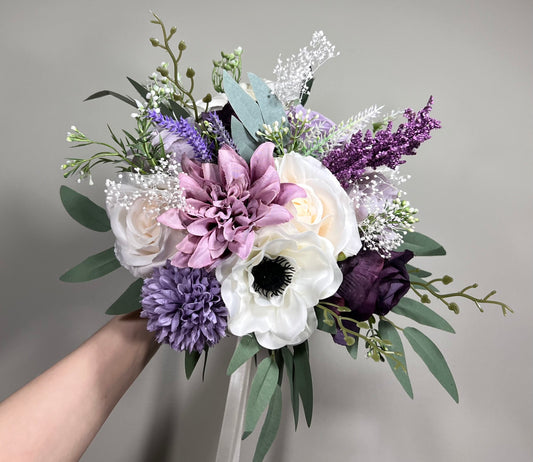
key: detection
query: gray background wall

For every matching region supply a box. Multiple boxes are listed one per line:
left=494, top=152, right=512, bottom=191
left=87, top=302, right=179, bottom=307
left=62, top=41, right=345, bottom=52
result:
left=1, top=0, right=531, bottom=461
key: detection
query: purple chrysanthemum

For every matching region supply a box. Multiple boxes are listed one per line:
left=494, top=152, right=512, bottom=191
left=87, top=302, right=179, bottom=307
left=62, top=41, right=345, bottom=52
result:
left=140, top=262, right=228, bottom=353
left=147, top=110, right=214, bottom=162
left=323, top=97, right=441, bottom=188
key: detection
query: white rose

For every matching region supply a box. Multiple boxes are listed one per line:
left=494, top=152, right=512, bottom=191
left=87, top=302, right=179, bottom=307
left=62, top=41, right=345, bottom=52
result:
left=276, top=152, right=362, bottom=257
left=216, top=223, right=342, bottom=349
left=106, top=175, right=184, bottom=278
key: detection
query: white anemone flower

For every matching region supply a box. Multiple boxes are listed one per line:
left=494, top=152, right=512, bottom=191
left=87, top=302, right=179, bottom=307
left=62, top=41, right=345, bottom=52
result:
left=216, top=223, right=342, bottom=349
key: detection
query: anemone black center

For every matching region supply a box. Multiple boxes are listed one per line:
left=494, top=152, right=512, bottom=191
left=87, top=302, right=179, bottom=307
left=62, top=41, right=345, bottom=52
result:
left=252, top=256, right=295, bottom=298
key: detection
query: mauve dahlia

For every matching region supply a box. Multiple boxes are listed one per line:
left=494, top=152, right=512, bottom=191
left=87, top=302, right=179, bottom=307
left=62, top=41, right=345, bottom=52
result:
left=158, top=142, right=305, bottom=268
left=140, top=262, right=228, bottom=353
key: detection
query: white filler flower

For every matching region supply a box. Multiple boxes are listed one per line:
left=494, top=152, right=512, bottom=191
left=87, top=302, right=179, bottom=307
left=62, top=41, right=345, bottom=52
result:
left=216, top=223, right=342, bottom=349
left=276, top=152, right=362, bottom=257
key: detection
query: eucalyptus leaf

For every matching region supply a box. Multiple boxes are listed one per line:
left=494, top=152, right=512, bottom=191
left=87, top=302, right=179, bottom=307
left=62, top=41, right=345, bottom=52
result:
left=378, top=320, right=413, bottom=398
left=252, top=385, right=282, bottom=462
left=185, top=350, right=202, bottom=379
left=227, top=335, right=261, bottom=375
left=397, top=231, right=446, bottom=256
left=60, top=247, right=120, bottom=282
left=84, top=90, right=136, bottom=107
left=223, top=71, right=261, bottom=141
left=406, top=264, right=432, bottom=278
left=346, top=336, right=359, bottom=359
left=105, top=278, right=143, bottom=315
left=248, top=73, right=286, bottom=126
left=243, top=356, right=279, bottom=439
left=281, top=347, right=299, bottom=429
left=230, top=116, right=257, bottom=162
left=393, top=297, right=455, bottom=333
left=403, top=327, right=459, bottom=402
left=126, top=77, right=149, bottom=100
left=315, top=307, right=336, bottom=334
left=60, top=186, right=111, bottom=232
left=293, top=341, right=313, bottom=427
left=168, top=99, right=191, bottom=119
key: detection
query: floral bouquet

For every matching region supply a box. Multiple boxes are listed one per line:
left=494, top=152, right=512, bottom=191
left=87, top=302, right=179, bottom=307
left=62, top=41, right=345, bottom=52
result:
left=59, top=14, right=511, bottom=462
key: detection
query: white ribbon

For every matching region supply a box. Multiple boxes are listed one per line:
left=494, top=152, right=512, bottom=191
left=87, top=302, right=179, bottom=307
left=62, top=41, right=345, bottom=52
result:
left=215, top=352, right=252, bottom=462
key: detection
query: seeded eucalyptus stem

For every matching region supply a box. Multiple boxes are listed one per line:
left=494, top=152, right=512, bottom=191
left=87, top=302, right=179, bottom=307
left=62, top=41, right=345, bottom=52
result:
left=411, top=278, right=513, bottom=316
left=150, top=12, right=200, bottom=120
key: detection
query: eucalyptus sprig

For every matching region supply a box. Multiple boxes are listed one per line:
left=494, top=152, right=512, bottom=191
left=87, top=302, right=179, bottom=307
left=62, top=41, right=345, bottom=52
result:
left=149, top=12, right=211, bottom=121
left=316, top=302, right=403, bottom=367
left=410, top=275, right=513, bottom=316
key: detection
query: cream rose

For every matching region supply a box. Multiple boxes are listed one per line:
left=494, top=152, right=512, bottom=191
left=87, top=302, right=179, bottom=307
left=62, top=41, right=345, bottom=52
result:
left=276, top=152, right=362, bottom=257
left=106, top=175, right=184, bottom=278
left=216, top=223, right=342, bottom=349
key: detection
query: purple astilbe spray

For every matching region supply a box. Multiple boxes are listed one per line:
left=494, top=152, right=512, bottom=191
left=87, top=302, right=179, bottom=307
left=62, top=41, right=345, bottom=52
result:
left=140, top=262, right=228, bottom=353
left=323, top=97, right=441, bottom=188
left=147, top=109, right=214, bottom=162
left=202, top=111, right=237, bottom=151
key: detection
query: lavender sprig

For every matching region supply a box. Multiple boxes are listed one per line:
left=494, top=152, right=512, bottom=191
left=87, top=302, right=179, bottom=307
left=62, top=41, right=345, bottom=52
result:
left=323, top=97, right=441, bottom=188
left=201, top=111, right=237, bottom=151
left=148, top=109, right=214, bottom=162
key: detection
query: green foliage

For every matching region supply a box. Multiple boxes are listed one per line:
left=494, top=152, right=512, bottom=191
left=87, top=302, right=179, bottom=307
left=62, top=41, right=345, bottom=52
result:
left=280, top=347, right=299, bottom=429
left=105, top=278, right=143, bottom=315
left=403, top=327, right=459, bottom=403
left=84, top=89, right=136, bottom=107
left=243, top=356, right=279, bottom=439
left=60, top=186, right=111, bottom=232
left=60, top=247, right=121, bottom=282
left=230, top=116, right=257, bottom=162
left=346, top=336, right=359, bottom=359
left=397, top=231, right=446, bottom=256
left=185, top=350, right=202, bottom=379
left=393, top=297, right=455, bottom=333
left=378, top=319, right=413, bottom=398
left=248, top=73, right=286, bottom=126
left=253, top=385, right=282, bottom=462
left=293, top=342, right=313, bottom=427
left=226, top=335, right=261, bottom=375
left=212, top=47, right=243, bottom=93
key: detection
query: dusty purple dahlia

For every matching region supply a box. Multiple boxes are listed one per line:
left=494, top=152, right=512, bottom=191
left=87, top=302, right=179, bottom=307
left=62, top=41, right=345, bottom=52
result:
left=140, top=262, right=228, bottom=353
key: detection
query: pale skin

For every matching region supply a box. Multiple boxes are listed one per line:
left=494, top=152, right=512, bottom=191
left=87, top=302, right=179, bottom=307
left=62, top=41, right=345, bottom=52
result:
left=0, top=311, right=159, bottom=462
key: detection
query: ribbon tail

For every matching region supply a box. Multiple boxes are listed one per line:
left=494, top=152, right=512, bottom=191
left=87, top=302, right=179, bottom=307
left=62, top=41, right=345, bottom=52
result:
left=215, top=353, right=252, bottom=462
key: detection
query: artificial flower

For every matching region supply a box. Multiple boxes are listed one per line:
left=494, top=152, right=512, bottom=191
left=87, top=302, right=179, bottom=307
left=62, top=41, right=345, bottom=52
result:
left=158, top=142, right=305, bottom=269
left=106, top=174, right=184, bottom=278
left=276, top=151, right=361, bottom=257
left=216, top=223, right=342, bottom=349
left=141, top=262, right=228, bottom=352
left=336, top=249, right=414, bottom=324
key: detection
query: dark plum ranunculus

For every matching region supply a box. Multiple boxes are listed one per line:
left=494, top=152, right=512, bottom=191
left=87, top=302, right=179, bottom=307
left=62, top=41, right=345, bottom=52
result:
left=338, top=249, right=413, bottom=319
left=330, top=249, right=413, bottom=346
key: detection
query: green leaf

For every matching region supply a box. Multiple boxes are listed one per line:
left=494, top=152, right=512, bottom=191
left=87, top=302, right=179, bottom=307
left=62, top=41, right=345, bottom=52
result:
left=293, top=341, right=313, bottom=427
left=60, top=186, right=111, bottom=232
left=378, top=320, right=413, bottom=398
left=185, top=350, right=202, bottom=379
left=223, top=71, right=261, bottom=141
left=393, top=297, right=455, bottom=333
left=406, top=264, right=432, bottom=278
left=126, top=77, right=149, bottom=101
left=60, top=247, right=120, bottom=282
left=299, top=78, right=314, bottom=106
left=281, top=347, right=299, bottom=429
left=105, top=278, right=143, bottom=315
left=248, top=73, right=286, bottom=126
left=398, top=231, right=446, bottom=256
left=252, top=385, right=282, bottom=462
left=230, top=116, right=257, bottom=162
left=403, top=327, right=459, bottom=402
left=315, top=307, right=336, bottom=334
left=243, top=356, right=279, bottom=439
left=346, top=336, right=359, bottom=359
left=84, top=90, right=136, bottom=107
left=168, top=99, right=191, bottom=119
left=226, top=335, right=261, bottom=375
